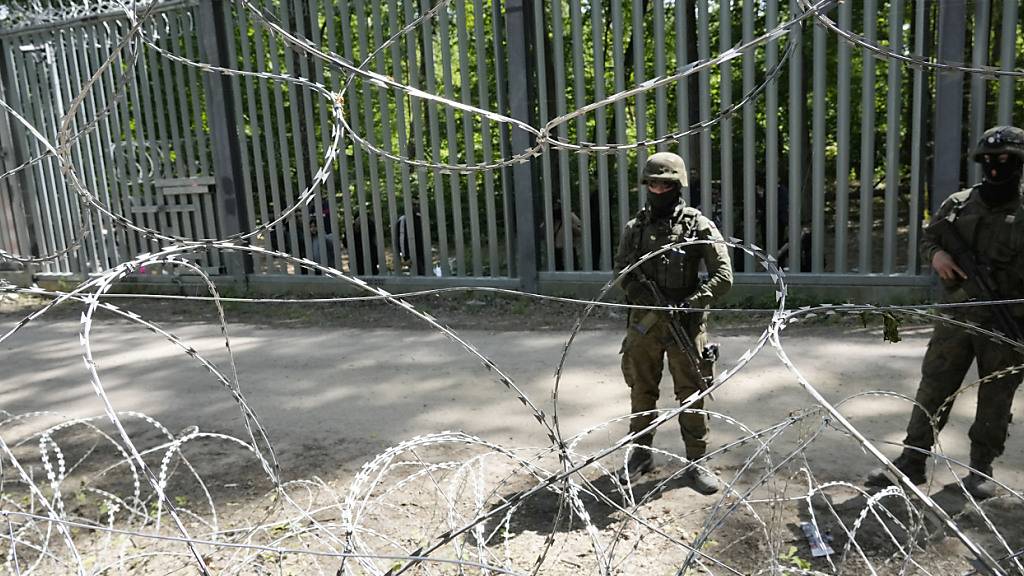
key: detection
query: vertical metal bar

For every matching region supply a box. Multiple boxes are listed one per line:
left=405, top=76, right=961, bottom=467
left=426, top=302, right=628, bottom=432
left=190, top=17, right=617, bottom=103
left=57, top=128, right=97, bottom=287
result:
left=269, top=0, right=300, bottom=270
left=132, top=23, right=162, bottom=252
left=675, top=0, right=691, bottom=176
left=403, top=0, right=434, bottom=276
left=0, top=115, right=20, bottom=252
left=180, top=9, right=209, bottom=174
left=78, top=24, right=117, bottom=268
left=551, top=0, right=572, bottom=272
left=811, top=9, right=825, bottom=273
left=719, top=0, right=733, bottom=243
left=0, top=37, right=34, bottom=259
left=64, top=28, right=100, bottom=272
left=456, top=1, right=482, bottom=276
left=112, top=22, right=142, bottom=261
left=322, top=0, right=342, bottom=274
left=742, top=0, right=755, bottom=272
left=766, top=0, right=779, bottom=260
left=506, top=0, right=536, bottom=289
left=42, top=33, right=76, bottom=272
left=170, top=15, right=196, bottom=175
left=653, top=0, right=666, bottom=148
left=698, top=1, right=712, bottom=213
left=290, top=0, right=315, bottom=273
left=907, top=0, right=926, bottom=274
left=145, top=20, right=172, bottom=182
left=33, top=39, right=75, bottom=272
left=224, top=5, right=258, bottom=257
left=570, top=0, right=590, bottom=271
left=156, top=16, right=184, bottom=177
left=237, top=5, right=271, bottom=270
left=472, top=0, right=494, bottom=276
left=253, top=12, right=286, bottom=271
left=492, top=0, right=514, bottom=275
left=0, top=53, right=22, bottom=255
left=415, top=0, right=448, bottom=276
left=370, top=0, right=398, bottom=274
left=356, top=0, right=386, bottom=275
left=592, top=0, right=611, bottom=271
left=968, top=1, right=991, bottom=186
left=858, top=0, right=876, bottom=274
left=340, top=0, right=372, bottom=275
left=632, top=0, right=647, bottom=190
left=197, top=0, right=251, bottom=275
left=932, top=1, right=967, bottom=215
left=333, top=0, right=359, bottom=275
left=612, top=0, right=629, bottom=229
left=996, top=0, right=1018, bottom=125
left=651, top=0, right=667, bottom=145
left=64, top=26, right=105, bottom=272
left=495, top=0, right=516, bottom=278
left=788, top=0, right=803, bottom=273
left=834, top=0, right=851, bottom=273
left=307, top=0, right=328, bottom=271
left=882, top=0, right=903, bottom=274
left=16, top=40, right=56, bottom=271
left=389, top=0, right=417, bottom=275
left=438, top=3, right=464, bottom=275
left=533, top=0, right=553, bottom=273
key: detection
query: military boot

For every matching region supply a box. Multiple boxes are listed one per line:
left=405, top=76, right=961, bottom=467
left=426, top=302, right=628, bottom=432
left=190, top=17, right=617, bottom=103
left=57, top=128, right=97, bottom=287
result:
left=616, top=436, right=655, bottom=485
left=683, top=464, right=720, bottom=495
left=962, top=463, right=997, bottom=500
left=865, top=451, right=927, bottom=488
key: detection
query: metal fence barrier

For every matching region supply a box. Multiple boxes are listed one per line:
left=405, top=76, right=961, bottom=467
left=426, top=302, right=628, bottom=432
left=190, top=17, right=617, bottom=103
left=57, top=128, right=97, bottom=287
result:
left=0, top=1, right=1020, bottom=296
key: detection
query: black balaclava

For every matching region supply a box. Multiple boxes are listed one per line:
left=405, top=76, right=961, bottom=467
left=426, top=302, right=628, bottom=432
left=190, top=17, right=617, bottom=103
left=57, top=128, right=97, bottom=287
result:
left=979, top=156, right=1023, bottom=206
left=648, top=183, right=681, bottom=219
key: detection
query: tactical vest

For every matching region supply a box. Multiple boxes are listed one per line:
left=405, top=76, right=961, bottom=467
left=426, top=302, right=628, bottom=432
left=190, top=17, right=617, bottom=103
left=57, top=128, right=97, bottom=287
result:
left=627, top=205, right=704, bottom=302
left=941, top=188, right=1024, bottom=312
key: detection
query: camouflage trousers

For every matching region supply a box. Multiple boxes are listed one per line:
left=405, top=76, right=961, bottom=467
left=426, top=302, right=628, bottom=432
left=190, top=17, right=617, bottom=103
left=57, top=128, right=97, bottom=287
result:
left=620, top=310, right=709, bottom=459
left=904, top=321, right=1023, bottom=466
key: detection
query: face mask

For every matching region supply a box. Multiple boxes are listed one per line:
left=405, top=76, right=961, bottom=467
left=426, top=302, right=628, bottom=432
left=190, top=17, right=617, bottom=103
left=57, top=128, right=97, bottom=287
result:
left=980, top=157, right=1023, bottom=205
left=648, top=188, right=681, bottom=218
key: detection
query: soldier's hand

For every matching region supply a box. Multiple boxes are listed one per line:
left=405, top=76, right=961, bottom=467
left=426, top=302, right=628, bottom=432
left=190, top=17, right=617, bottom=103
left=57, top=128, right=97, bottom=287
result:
left=932, top=250, right=967, bottom=281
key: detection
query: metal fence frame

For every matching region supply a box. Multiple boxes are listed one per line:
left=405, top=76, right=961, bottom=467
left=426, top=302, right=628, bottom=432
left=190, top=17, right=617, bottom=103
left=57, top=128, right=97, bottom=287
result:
left=0, top=1, right=1021, bottom=298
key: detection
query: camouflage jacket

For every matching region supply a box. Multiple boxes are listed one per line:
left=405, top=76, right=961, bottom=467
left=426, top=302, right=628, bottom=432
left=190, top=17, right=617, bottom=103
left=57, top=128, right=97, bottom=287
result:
left=613, top=202, right=733, bottom=308
left=922, top=186, right=1024, bottom=312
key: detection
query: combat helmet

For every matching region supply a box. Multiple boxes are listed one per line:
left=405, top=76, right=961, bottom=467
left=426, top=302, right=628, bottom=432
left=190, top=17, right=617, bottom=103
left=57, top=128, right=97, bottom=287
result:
left=642, top=152, right=688, bottom=188
left=972, top=126, right=1024, bottom=163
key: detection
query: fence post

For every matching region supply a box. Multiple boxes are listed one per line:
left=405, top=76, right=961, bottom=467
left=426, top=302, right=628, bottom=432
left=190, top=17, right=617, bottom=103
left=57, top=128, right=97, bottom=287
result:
left=196, top=0, right=251, bottom=277
left=504, top=0, right=538, bottom=292
left=930, top=1, right=966, bottom=215
left=0, top=37, right=37, bottom=263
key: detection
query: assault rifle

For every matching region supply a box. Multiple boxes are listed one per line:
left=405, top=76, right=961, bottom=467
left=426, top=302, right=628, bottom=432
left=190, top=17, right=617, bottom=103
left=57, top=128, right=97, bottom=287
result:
left=630, top=269, right=718, bottom=398
left=929, top=217, right=1024, bottom=343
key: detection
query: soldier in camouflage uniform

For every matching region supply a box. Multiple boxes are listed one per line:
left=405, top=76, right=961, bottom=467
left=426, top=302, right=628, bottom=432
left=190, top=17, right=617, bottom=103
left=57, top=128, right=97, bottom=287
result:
left=866, top=126, right=1024, bottom=499
left=613, top=152, right=733, bottom=495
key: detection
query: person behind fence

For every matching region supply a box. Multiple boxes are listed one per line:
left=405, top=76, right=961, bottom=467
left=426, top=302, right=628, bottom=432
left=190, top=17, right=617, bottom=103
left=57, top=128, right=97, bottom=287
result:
left=612, top=151, right=733, bottom=495
left=864, top=125, right=1024, bottom=500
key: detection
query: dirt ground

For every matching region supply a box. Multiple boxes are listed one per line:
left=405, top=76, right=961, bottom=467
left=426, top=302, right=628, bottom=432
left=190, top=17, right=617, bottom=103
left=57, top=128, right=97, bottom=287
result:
left=1, top=292, right=1022, bottom=574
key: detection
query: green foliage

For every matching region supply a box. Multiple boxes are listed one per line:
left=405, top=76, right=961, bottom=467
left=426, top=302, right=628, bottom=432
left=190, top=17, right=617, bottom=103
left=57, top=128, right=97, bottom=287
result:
left=779, top=545, right=813, bottom=570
